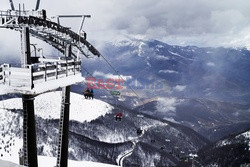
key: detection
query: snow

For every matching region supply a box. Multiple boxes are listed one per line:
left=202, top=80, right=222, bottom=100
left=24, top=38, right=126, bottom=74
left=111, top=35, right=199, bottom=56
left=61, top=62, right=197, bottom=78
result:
left=38, top=156, right=118, bottom=167
left=0, top=74, right=84, bottom=95
left=0, top=91, right=117, bottom=167
left=0, top=85, right=9, bottom=95
left=0, top=159, right=24, bottom=167
left=155, top=55, right=169, bottom=61
left=163, top=117, right=178, bottom=123
left=239, top=131, right=250, bottom=140
left=217, top=130, right=250, bottom=147
left=217, top=140, right=231, bottom=147
left=137, top=41, right=145, bottom=57
left=0, top=136, right=23, bottom=166
left=0, top=156, right=119, bottom=167
left=159, top=70, right=178, bottom=74
left=156, top=44, right=164, bottom=48
left=189, top=153, right=198, bottom=158
left=206, top=62, right=216, bottom=67
left=168, top=51, right=194, bottom=61
left=116, top=141, right=135, bottom=166
left=236, top=130, right=250, bottom=147
left=0, top=91, right=114, bottom=123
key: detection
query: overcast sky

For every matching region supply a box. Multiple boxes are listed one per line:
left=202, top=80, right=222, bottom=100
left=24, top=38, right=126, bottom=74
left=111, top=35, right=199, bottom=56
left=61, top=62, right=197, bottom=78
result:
left=1, top=0, right=250, bottom=57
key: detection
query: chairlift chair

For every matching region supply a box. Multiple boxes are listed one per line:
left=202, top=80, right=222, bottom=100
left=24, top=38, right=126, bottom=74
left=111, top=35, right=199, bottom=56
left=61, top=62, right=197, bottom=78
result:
left=110, top=90, right=120, bottom=96
left=115, top=112, right=122, bottom=121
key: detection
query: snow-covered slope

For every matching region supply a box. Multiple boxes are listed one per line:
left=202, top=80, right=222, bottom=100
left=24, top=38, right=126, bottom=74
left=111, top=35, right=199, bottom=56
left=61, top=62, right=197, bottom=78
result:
left=136, top=97, right=250, bottom=141
left=217, top=129, right=250, bottom=148
left=0, top=90, right=210, bottom=167
left=0, top=159, right=24, bottom=167
left=38, top=156, right=118, bottom=167
left=198, top=129, right=250, bottom=166
left=1, top=91, right=113, bottom=122
left=0, top=156, right=118, bottom=167
left=0, top=91, right=114, bottom=166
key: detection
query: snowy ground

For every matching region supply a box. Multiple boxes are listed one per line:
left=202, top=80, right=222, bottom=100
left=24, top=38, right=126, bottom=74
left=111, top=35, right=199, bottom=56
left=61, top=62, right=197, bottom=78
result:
left=0, top=156, right=119, bottom=167
left=0, top=91, right=115, bottom=166
left=38, top=156, right=118, bottom=167
left=0, top=159, right=24, bottom=167
left=0, top=91, right=114, bottom=122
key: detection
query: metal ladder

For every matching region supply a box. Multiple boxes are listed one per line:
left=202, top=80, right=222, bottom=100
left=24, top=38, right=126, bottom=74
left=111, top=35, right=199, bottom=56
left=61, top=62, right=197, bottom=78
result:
left=23, top=105, right=29, bottom=166
left=56, top=88, right=66, bottom=167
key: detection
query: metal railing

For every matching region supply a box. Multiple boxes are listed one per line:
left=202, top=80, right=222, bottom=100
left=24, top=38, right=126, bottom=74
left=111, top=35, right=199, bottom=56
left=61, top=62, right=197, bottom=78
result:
left=0, top=58, right=81, bottom=90
left=0, top=65, right=4, bottom=83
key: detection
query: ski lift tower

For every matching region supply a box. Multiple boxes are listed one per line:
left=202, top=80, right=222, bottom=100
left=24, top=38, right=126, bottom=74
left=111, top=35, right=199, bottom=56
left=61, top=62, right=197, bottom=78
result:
left=0, top=1, right=100, bottom=167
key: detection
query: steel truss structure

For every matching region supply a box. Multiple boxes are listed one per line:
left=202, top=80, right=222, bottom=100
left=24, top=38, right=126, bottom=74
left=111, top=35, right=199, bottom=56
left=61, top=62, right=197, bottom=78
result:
left=0, top=4, right=100, bottom=167
left=0, top=9, right=100, bottom=58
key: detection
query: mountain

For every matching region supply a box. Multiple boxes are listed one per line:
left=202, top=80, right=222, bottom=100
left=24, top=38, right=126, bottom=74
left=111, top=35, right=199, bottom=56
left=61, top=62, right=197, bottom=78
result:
left=198, top=129, right=250, bottom=166
left=75, top=39, right=250, bottom=142
left=1, top=38, right=250, bottom=166
left=135, top=97, right=250, bottom=141
left=81, top=39, right=250, bottom=103
left=0, top=91, right=209, bottom=167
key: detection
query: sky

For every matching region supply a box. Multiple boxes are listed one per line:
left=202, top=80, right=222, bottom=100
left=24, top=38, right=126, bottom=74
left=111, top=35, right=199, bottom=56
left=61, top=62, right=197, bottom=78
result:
left=1, top=0, right=250, bottom=58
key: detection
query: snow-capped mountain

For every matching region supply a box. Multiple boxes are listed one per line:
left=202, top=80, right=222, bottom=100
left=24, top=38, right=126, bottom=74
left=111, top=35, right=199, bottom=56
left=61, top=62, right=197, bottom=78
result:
left=80, top=39, right=250, bottom=103
left=135, top=97, right=250, bottom=141
left=77, top=38, right=250, bottom=142
left=198, top=129, right=250, bottom=166
left=1, top=38, right=250, bottom=166
left=0, top=91, right=208, bottom=166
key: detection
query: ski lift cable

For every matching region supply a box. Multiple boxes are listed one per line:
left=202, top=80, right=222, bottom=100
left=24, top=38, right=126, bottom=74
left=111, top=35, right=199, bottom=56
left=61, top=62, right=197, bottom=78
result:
left=81, top=55, right=144, bottom=113
left=99, top=54, right=145, bottom=106
left=81, top=63, right=116, bottom=96
left=81, top=65, right=131, bottom=112
left=82, top=65, right=144, bottom=124
left=80, top=75, right=110, bottom=99
left=81, top=65, right=117, bottom=98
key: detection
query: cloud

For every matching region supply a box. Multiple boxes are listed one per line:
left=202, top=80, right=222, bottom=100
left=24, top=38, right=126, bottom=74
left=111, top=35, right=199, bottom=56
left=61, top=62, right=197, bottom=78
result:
left=206, top=62, right=216, bottom=67
left=155, top=55, right=169, bottom=61
left=128, top=79, right=144, bottom=88
left=159, top=70, right=178, bottom=74
left=93, top=71, right=132, bottom=81
left=156, top=97, right=181, bottom=115
left=1, top=0, right=250, bottom=53
left=173, top=85, right=186, bottom=92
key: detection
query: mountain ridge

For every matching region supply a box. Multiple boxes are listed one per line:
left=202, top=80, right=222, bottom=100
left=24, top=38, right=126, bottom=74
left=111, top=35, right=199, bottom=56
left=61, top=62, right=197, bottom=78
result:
left=0, top=91, right=209, bottom=166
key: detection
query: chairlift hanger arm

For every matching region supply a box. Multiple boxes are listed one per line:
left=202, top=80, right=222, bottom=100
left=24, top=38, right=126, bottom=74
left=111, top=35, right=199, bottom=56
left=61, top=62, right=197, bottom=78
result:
left=9, top=0, right=15, bottom=10
left=55, top=15, right=91, bottom=34
left=35, top=0, right=40, bottom=11
left=9, top=0, right=40, bottom=11
left=56, top=15, right=91, bottom=18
